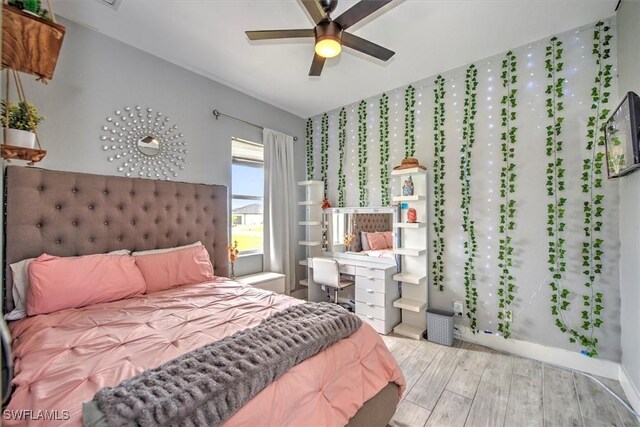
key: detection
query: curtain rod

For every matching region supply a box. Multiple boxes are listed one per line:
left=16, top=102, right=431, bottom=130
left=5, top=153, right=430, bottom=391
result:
left=212, top=109, right=299, bottom=141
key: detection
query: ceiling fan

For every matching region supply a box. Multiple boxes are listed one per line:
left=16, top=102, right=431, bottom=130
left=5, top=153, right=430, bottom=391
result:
left=245, top=0, right=395, bottom=76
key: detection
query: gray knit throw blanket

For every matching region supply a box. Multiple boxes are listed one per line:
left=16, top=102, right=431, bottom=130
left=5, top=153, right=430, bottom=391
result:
left=90, top=302, right=361, bottom=427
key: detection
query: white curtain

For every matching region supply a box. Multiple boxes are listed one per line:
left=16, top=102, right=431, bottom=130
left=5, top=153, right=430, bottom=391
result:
left=263, top=128, right=296, bottom=294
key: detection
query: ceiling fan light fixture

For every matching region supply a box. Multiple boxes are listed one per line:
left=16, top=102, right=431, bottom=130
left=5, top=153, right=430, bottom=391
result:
left=315, top=37, right=341, bottom=58
left=314, top=21, right=342, bottom=58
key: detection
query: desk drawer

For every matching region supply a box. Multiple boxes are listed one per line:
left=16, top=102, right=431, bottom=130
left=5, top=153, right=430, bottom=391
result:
left=356, top=301, right=386, bottom=320
left=339, top=264, right=356, bottom=275
left=357, top=314, right=385, bottom=334
left=355, top=266, right=386, bottom=280
left=355, top=275, right=386, bottom=293
left=356, top=288, right=386, bottom=307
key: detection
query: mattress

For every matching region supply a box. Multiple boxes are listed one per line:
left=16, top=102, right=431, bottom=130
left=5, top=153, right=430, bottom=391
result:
left=6, top=278, right=405, bottom=426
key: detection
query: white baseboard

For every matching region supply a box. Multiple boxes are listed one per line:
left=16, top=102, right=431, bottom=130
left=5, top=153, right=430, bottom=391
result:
left=454, top=325, right=619, bottom=379
left=619, top=364, right=640, bottom=418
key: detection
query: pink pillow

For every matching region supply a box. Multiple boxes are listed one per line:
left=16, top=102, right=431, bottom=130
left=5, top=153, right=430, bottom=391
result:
left=134, top=245, right=214, bottom=293
left=27, top=253, right=146, bottom=316
left=382, top=231, right=393, bottom=248
left=368, top=232, right=388, bottom=251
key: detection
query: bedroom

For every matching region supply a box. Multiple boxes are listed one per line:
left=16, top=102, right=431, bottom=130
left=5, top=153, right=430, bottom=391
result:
left=0, top=0, right=639, bottom=426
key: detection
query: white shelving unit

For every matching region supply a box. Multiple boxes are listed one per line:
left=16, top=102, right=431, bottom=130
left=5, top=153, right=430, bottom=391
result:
left=391, top=168, right=428, bottom=339
left=298, top=180, right=324, bottom=288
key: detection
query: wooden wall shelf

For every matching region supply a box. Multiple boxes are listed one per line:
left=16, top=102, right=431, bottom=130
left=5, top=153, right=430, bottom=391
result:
left=2, top=4, right=66, bottom=80
left=1, top=144, right=47, bottom=164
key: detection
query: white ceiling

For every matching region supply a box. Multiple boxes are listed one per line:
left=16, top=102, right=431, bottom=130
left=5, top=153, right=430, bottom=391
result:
left=54, top=0, right=617, bottom=118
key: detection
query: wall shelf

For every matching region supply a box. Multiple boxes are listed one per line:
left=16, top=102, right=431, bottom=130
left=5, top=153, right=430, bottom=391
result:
left=393, top=247, right=427, bottom=257
left=391, top=167, right=427, bottom=176
left=393, top=298, right=427, bottom=313
left=393, top=273, right=426, bottom=284
left=392, top=170, right=428, bottom=340
left=392, top=195, right=426, bottom=202
left=299, top=180, right=324, bottom=296
left=393, top=322, right=425, bottom=340
left=394, top=222, right=426, bottom=229
left=1, top=144, right=46, bottom=165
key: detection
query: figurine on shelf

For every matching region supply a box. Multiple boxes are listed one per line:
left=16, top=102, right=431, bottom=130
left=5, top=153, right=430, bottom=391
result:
left=402, top=176, right=414, bottom=196
left=407, top=208, right=417, bottom=223
left=321, top=197, right=331, bottom=209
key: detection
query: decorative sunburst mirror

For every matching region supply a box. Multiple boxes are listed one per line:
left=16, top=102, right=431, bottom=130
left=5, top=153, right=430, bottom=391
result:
left=100, top=106, right=188, bottom=180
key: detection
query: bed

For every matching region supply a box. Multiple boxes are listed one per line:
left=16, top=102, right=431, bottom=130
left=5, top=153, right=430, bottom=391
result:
left=2, top=166, right=404, bottom=426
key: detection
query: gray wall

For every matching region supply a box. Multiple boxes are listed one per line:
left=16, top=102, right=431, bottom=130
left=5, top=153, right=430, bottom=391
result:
left=18, top=17, right=306, bottom=282
left=617, top=0, right=640, bottom=399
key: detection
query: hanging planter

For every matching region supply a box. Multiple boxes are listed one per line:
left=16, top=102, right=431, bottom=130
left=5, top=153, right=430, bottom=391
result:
left=1, top=70, right=47, bottom=164
left=2, top=2, right=65, bottom=81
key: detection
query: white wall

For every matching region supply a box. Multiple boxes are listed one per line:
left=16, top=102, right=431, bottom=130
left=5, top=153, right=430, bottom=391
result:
left=309, top=20, right=623, bottom=361
left=15, top=17, right=306, bottom=281
left=617, top=0, right=640, bottom=402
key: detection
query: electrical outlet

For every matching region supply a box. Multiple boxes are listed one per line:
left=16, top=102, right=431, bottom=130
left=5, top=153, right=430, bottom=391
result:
left=453, top=301, right=464, bottom=316
left=504, top=310, right=513, bottom=322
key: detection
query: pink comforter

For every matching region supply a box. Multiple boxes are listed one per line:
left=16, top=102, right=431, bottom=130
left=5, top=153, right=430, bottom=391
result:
left=6, top=278, right=405, bottom=426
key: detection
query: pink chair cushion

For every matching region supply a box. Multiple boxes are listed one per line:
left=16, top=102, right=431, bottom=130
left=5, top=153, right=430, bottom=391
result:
left=382, top=231, right=393, bottom=248
left=368, top=232, right=389, bottom=250
left=135, top=245, right=214, bottom=293
left=27, top=253, right=146, bottom=316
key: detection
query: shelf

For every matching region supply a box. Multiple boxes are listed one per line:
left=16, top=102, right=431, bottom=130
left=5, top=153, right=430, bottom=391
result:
left=393, top=273, right=427, bottom=284
left=393, top=322, right=425, bottom=340
left=299, top=241, right=321, bottom=246
left=299, top=259, right=308, bottom=266
left=394, top=222, right=426, bottom=229
left=299, top=279, right=309, bottom=287
left=299, top=221, right=322, bottom=226
left=391, top=167, right=427, bottom=176
left=298, top=201, right=323, bottom=206
left=1, top=144, right=47, bottom=164
left=393, top=298, right=427, bottom=313
left=298, top=180, right=324, bottom=186
left=393, top=247, right=427, bottom=257
left=392, top=195, right=426, bottom=202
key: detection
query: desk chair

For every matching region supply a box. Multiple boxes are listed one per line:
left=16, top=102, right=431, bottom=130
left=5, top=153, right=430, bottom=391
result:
left=312, top=258, right=354, bottom=308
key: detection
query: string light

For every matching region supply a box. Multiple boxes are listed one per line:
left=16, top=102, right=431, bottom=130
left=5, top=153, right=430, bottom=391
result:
left=304, top=19, right=617, bottom=340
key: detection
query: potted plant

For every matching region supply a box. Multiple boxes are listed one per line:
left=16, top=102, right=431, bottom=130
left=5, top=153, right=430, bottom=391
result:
left=1, top=100, right=44, bottom=149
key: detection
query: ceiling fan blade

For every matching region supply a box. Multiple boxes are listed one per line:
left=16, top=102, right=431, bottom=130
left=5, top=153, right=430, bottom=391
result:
left=301, top=0, right=326, bottom=24
left=334, top=0, right=393, bottom=30
left=309, top=53, right=326, bottom=76
left=246, top=29, right=314, bottom=40
left=342, top=32, right=395, bottom=61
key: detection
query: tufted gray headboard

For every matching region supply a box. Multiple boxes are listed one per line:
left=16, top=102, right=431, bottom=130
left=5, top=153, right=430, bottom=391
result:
left=3, top=166, right=229, bottom=312
left=349, top=213, right=393, bottom=252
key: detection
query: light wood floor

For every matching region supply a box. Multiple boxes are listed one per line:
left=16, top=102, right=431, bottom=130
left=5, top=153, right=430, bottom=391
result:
left=382, top=335, right=639, bottom=427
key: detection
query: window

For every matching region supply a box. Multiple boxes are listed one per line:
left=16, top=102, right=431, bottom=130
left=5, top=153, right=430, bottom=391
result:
left=231, top=138, right=264, bottom=254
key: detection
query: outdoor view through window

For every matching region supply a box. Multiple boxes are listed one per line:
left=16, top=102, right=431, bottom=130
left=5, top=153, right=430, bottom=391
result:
left=231, top=138, right=264, bottom=254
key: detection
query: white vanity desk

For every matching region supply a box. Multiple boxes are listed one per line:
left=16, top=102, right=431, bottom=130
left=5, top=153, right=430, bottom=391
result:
left=305, top=254, right=401, bottom=335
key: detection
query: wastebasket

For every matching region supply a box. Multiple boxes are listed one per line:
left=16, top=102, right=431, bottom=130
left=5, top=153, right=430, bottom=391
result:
left=426, top=308, right=455, bottom=346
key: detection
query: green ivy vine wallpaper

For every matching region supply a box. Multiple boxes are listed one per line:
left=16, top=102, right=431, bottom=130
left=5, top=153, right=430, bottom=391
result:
left=460, top=65, right=479, bottom=330
left=433, top=75, right=446, bottom=292
left=498, top=51, right=518, bottom=338
left=306, top=20, right=621, bottom=360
